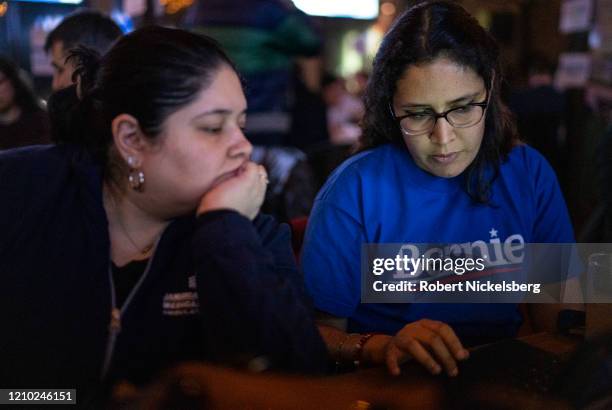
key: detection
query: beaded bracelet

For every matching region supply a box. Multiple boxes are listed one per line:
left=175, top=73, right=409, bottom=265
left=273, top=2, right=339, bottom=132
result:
left=335, top=333, right=377, bottom=370
left=354, top=333, right=377, bottom=363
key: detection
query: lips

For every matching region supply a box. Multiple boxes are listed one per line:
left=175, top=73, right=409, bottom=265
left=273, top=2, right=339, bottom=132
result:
left=430, top=152, right=459, bottom=164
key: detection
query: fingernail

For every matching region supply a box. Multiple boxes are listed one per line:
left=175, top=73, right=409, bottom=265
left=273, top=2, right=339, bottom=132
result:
left=450, top=368, right=458, bottom=377
left=432, top=365, right=441, bottom=374
left=458, top=349, right=469, bottom=359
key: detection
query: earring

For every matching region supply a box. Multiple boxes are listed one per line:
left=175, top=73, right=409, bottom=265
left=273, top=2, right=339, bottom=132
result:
left=128, top=169, right=145, bottom=192
left=126, top=156, right=144, bottom=192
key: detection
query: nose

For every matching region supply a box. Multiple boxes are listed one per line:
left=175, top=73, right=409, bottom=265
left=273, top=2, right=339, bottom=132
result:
left=429, top=116, right=455, bottom=145
left=228, top=127, right=253, bottom=159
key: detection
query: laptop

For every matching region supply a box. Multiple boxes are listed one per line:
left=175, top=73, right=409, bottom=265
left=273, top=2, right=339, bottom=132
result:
left=450, top=339, right=566, bottom=395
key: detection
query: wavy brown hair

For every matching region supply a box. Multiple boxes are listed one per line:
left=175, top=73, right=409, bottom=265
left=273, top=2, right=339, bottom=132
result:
left=360, top=0, right=519, bottom=203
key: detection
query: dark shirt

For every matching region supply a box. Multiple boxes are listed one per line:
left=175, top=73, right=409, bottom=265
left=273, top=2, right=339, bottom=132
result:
left=0, top=144, right=328, bottom=406
left=0, top=109, right=51, bottom=150
left=112, top=259, right=148, bottom=309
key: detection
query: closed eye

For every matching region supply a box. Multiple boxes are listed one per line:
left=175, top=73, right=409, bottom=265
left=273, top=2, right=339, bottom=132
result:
left=452, top=105, right=477, bottom=114
left=199, top=127, right=223, bottom=134
left=406, top=112, right=432, bottom=119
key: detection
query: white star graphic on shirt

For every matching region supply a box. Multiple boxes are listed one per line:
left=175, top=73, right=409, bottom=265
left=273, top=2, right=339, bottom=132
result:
left=489, top=228, right=498, bottom=238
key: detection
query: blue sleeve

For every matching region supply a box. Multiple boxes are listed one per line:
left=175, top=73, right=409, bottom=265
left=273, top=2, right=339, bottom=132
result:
left=301, top=200, right=365, bottom=318
left=528, top=148, right=575, bottom=242
left=192, top=210, right=327, bottom=374
left=524, top=147, right=579, bottom=282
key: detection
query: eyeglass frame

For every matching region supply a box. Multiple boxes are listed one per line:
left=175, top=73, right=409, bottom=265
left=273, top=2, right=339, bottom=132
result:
left=389, top=90, right=490, bottom=136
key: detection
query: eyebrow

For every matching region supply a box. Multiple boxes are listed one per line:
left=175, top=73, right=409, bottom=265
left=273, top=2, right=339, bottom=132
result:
left=191, top=109, right=247, bottom=121
left=399, top=91, right=483, bottom=110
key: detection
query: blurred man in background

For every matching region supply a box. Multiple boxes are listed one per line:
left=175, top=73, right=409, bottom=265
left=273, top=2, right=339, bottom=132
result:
left=184, top=0, right=321, bottom=147
left=509, top=56, right=566, bottom=176
left=45, top=10, right=122, bottom=91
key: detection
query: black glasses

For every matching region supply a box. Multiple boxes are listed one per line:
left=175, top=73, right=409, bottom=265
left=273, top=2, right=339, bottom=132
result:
left=390, top=92, right=489, bottom=136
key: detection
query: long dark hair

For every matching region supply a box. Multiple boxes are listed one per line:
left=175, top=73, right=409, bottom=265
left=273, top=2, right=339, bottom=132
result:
left=0, top=56, right=43, bottom=113
left=51, top=26, right=236, bottom=180
left=360, top=0, right=518, bottom=203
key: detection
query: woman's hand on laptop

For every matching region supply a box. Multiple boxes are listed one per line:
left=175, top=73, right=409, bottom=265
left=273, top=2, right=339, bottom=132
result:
left=383, top=319, right=470, bottom=377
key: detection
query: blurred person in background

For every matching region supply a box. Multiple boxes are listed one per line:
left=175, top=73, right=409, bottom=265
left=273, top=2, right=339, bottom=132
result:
left=184, top=0, right=321, bottom=148
left=288, top=57, right=329, bottom=151
left=322, top=72, right=365, bottom=147
left=45, top=10, right=123, bottom=91
left=509, top=56, right=566, bottom=179
left=0, top=57, right=50, bottom=150
left=45, top=10, right=123, bottom=145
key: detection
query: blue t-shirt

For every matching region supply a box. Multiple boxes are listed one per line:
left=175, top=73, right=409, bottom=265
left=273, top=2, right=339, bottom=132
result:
left=301, top=143, right=574, bottom=344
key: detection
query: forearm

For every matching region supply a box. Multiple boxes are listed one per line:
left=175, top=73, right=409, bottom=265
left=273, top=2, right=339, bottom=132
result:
left=194, top=210, right=327, bottom=373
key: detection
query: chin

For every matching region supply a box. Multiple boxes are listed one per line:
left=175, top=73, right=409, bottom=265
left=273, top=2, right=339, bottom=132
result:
left=425, top=152, right=475, bottom=178
left=431, top=168, right=462, bottom=178
left=422, top=161, right=467, bottom=178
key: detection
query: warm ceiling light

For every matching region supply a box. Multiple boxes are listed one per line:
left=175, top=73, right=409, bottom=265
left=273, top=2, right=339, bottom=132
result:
left=0, top=2, right=8, bottom=18
left=159, top=0, right=193, bottom=15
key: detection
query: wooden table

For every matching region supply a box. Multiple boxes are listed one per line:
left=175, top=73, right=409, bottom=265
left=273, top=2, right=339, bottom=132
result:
left=325, top=332, right=582, bottom=410
left=116, top=333, right=582, bottom=410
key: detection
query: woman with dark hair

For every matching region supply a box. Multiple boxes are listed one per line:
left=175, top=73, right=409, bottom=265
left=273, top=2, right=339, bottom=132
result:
left=302, top=1, right=579, bottom=377
left=0, top=26, right=326, bottom=405
left=0, top=56, right=50, bottom=149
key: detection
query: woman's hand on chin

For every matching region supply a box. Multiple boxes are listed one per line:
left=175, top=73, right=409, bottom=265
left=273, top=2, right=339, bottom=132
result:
left=197, top=161, right=268, bottom=220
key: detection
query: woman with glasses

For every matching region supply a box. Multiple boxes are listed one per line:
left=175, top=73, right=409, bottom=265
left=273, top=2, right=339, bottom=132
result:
left=301, top=1, right=577, bottom=377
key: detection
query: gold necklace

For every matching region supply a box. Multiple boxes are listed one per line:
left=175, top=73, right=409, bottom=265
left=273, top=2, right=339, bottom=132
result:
left=115, top=216, right=154, bottom=255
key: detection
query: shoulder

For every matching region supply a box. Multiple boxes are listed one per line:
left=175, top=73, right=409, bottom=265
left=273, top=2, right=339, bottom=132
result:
left=316, top=144, right=399, bottom=202
left=0, top=145, right=61, bottom=180
left=505, top=143, right=549, bottom=166
left=0, top=144, right=99, bottom=207
left=502, top=143, right=557, bottom=183
left=0, top=146, right=69, bottom=238
left=0, top=144, right=81, bottom=180
left=497, top=144, right=563, bottom=207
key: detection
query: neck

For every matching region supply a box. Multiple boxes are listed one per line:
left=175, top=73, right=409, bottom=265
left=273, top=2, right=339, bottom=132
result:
left=0, top=106, right=21, bottom=125
left=103, top=183, right=169, bottom=266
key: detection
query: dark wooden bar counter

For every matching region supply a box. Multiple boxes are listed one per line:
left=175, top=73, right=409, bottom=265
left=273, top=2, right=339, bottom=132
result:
left=117, top=332, right=583, bottom=409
